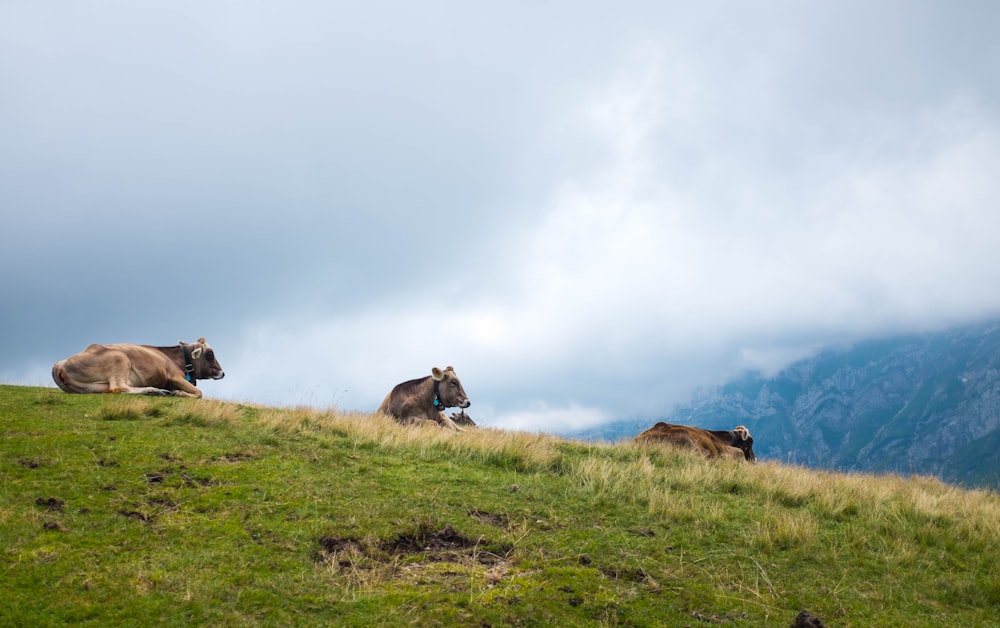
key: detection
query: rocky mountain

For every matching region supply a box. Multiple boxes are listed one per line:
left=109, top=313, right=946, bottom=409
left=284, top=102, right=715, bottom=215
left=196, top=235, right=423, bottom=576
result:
left=571, top=319, right=1000, bottom=488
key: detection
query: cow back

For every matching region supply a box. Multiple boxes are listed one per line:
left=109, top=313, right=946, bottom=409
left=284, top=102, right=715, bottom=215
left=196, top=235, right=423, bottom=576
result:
left=637, top=423, right=744, bottom=460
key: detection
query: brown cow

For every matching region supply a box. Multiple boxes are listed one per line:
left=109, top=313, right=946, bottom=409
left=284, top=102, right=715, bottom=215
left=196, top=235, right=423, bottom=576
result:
left=705, top=425, right=756, bottom=461
left=450, top=409, right=476, bottom=427
left=637, top=422, right=756, bottom=462
left=377, top=366, right=471, bottom=431
left=52, top=337, right=225, bottom=399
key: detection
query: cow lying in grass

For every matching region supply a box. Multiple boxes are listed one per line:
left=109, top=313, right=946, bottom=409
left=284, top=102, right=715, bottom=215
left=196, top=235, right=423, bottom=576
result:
left=450, top=409, right=476, bottom=427
left=377, top=366, right=472, bottom=431
left=637, top=422, right=756, bottom=461
left=52, top=338, right=225, bottom=399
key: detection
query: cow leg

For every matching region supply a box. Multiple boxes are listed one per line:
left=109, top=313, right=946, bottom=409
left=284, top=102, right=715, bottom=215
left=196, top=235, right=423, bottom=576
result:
left=58, top=379, right=113, bottom=394
left=107, top=380, right=171, bottom=396
left=402, top=417, right=437, bottom=428
left=62, top=379, right=168, bottom=396
left=163, top=378, right=203, bottom=399
left=436, top=412, right=464, bottom=433
left=108, top=366, right=170, bottom=397
left=126, top=387, right=171, bottom=396
left=721, top=446, right=745, bottom=461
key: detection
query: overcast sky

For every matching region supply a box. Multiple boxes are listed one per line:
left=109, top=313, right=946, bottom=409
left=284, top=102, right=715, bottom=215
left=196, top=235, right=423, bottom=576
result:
left=3, top=1, right=1000, bottom=433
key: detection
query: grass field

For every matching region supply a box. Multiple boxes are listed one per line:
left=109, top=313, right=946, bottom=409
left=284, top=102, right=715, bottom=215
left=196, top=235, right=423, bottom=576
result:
left=2, top=385, right=998, bottom=626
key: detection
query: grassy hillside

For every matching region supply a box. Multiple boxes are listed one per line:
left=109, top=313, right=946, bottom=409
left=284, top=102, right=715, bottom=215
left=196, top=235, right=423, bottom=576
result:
left=2, top=385, right=999, bottom=626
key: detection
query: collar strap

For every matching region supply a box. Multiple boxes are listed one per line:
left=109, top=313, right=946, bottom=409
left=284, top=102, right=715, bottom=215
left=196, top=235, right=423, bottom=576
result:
left=181, top=343, right=197, bottom=385
left=433, top=379, right=444, bottom=409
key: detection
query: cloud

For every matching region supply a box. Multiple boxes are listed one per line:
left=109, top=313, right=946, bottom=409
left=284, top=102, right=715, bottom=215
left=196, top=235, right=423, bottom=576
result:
left=3, top=2, right=1000, bottom=432
left=487, top=402, right=610, bottom=435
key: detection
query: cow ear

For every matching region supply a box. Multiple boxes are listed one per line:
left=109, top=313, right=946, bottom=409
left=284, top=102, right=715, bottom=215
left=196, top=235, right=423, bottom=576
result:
left=445, top=366, right=455, bottom=372
left=191, top=347, right=204, bottom=359
left=431, top=367, right=444, bottom=381
left=198, top=337, right=207, bottom=344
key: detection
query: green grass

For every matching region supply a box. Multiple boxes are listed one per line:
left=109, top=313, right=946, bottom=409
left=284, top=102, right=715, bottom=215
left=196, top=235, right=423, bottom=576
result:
left=2, top=385, right=999, bottom=626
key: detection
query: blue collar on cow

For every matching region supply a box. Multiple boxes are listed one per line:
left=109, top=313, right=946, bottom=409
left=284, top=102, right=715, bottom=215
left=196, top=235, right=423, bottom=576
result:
left=433, top=379, right=444, bottom=409
left=181, top=343, right=196, bottom=385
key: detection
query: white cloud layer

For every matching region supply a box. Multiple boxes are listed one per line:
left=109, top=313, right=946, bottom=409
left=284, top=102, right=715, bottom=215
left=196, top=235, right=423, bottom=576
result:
left=3, top=2, right=1000, bottom=432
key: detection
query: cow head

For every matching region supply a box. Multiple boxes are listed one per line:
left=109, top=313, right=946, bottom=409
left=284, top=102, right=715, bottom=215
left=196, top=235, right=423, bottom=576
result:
left=181, top=337, right=226, bottom=381
left=431, top=366, right=470, bottom=409
left=731, top=425, right=756, bottom=462
left=450, top=409, right=477, bottom=427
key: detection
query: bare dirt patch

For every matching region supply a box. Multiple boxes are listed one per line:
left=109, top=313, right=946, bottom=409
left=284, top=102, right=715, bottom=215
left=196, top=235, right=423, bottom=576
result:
left=35, top=497, right=64, bottom=511
left=316, top=521, right=512, bottom=572
left=468, top=509, right=511, bottom=529
left=600, top=564, right=656, bottom=585
left=119, top=510, right=151, bottom=523
left=385, top=523, right=478, bottom=556
left=215, top=452, right=255, bottom=463
left=316, top=536, right=364, bottom=566
left=144, top=468, right=215, bottom=487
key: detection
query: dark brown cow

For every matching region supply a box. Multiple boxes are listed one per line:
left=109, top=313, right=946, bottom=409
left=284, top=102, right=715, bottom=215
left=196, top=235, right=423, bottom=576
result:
left=637, top=422, right=756, bottom=461
left=52, top=337, right=225, bottom=399
left=704, top=426, right=756, bottom=461
left=377, top=366, right=471, bottom=431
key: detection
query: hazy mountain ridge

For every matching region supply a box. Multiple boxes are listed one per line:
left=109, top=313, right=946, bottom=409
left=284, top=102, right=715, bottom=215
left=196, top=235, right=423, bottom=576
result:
left=569, top=320, right=1000, bottom=487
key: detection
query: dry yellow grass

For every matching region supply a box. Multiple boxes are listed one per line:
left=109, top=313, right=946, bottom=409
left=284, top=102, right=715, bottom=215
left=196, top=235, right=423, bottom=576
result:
left=96, top=396, right=1000, bottom=556
left=250, top=405, right=566, bottom=472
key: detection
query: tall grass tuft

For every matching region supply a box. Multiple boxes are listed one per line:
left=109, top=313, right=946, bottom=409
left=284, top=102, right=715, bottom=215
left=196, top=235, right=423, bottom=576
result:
left=248, top=406, right=567, bottom=473
left=98, top=397, right=162, bottom=421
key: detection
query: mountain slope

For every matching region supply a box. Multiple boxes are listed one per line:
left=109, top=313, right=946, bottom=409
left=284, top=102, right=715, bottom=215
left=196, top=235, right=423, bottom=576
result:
left=666, top=320, right=1000, bottom=487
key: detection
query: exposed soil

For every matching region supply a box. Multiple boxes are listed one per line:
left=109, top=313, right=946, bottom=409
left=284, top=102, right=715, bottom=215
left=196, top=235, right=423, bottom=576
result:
left=599, top=565, right=651, bottom=583
left=118, top=510, right=150, bottom=522
left=468, top=509, right=511, bottom=529
left=316, top=522, right=512, bottom=569
left=792, top=610, right=826, bottom=628
left=35, top=497, right=64, bottom=511
left=316, top=536, right=364, bottom=557
left=385, top=523, right=476, bottom=554
left=144, top=468, right=214, bottom=487
left=691, top=610, right=749, bottom=624
left=215, top=452, right=255, bottom=463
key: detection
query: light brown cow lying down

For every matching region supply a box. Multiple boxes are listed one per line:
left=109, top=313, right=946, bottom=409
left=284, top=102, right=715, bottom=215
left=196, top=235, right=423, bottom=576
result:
left=637, top=422, right=756, bottom=461
left=52, top=338, right=225, bottom=399
left=377, top=366, right=471, bottom=432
